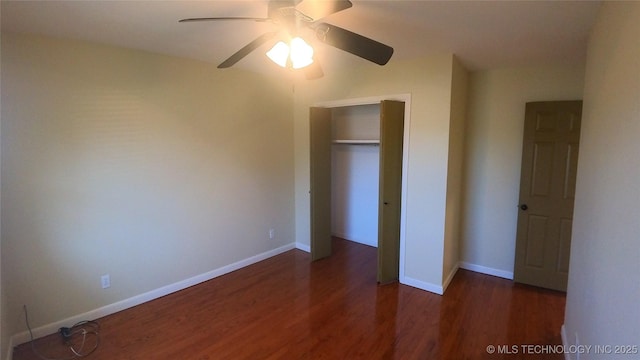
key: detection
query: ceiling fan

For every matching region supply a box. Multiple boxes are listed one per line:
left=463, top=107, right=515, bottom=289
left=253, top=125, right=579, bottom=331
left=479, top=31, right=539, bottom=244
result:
left=179, top=0, right=394, bottom=79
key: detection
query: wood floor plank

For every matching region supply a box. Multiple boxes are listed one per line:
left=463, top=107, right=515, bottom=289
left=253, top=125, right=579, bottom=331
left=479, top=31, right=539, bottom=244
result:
left=13, top=238, right=566, bottom=359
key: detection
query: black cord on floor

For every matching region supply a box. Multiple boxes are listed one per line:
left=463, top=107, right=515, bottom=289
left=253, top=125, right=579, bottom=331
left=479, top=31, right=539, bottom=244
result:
left=23, top=305, right=100, bottom=360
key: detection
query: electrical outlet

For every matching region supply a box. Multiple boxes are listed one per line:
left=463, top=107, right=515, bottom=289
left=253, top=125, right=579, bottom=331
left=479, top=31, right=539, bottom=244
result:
left=269, top=228, right=275, bottom=239
left=101, top=274, right=110, bottom=289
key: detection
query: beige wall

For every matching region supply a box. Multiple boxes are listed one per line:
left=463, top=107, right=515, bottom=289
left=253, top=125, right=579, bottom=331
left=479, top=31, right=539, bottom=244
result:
left=293, top=54, right=456, bottom=290
left=564, top=3, right=640, bottom=358
left=442, top=57, right=468, bottom=285
left=461, top=64, right=585, bottom=276
left=0, top=4, right=5, bottom=356
left=1, top=33, right=295, bottom=339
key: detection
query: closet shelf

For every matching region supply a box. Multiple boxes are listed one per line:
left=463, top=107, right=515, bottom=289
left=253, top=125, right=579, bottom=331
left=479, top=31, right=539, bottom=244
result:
left=332, top=139, right=380, bottom=145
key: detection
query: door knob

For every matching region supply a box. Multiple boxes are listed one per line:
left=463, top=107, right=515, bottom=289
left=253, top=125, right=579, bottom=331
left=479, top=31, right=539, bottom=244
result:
left=520, top=204, right=528, bottom=211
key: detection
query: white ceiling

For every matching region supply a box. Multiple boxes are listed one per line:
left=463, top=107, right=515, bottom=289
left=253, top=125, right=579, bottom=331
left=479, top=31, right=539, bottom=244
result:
left=1, top=1, right=601, bottom=74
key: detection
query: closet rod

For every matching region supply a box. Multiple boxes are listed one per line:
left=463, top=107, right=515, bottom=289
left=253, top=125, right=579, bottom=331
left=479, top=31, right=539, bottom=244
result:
left=332, top=140, right=380, bottom=146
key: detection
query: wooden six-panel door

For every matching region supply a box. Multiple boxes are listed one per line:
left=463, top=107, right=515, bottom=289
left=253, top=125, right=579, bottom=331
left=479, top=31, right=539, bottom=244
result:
left=514, top=101, right=582, bottom=291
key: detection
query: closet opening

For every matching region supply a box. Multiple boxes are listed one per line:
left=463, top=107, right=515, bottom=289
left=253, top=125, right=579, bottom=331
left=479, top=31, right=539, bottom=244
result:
left=310, top=98, right=406, bottom=284
left=331, top=104, right=380, bottom=250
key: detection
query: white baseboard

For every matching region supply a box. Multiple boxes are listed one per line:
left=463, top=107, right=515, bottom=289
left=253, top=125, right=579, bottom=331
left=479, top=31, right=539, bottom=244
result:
left=459, top=261, right=513, bottom=280
left=331, top=232, right=377, bottom=248
left=561, top=324, right=571, bottom=360
left=295, top=242, right=310, bottom=253
left=9, top=242, right=296, bottom=349
left=331, top=231, right=349, bottom=240
left=402, top=261, right=513, bottom=296
left=401, top=276, right=444, bottom=295
left=401, top=263, right=458, bottom=296
left=442, top=263, right=459, bottom=293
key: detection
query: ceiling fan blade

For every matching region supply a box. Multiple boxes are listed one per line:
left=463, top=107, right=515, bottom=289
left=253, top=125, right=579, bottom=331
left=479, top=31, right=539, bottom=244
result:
left=297, top=0, right=353, bottom=21
left=314, top=23, right=393, bottom=65
left=304, top=61, right=324, bottom=80
left=218, top=32, right=278, bottom=68
left=179, top=17, right=270, bottom=23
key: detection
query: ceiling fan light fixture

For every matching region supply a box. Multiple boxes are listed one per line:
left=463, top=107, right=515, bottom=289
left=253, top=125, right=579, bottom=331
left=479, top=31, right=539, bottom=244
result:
left=290, top=37, right=314, bottom=69
left=266, top=37, right=314, bottom=69
left=266, top=41, right=289, bottom=67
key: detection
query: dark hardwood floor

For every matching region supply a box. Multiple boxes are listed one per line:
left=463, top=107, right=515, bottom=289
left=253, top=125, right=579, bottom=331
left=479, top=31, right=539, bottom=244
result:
left=14, top=237, right=566, bottom=360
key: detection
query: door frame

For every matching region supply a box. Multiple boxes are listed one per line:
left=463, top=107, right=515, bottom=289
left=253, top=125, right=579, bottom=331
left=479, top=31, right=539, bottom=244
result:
left=312, top=93, right=411, bottom=284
